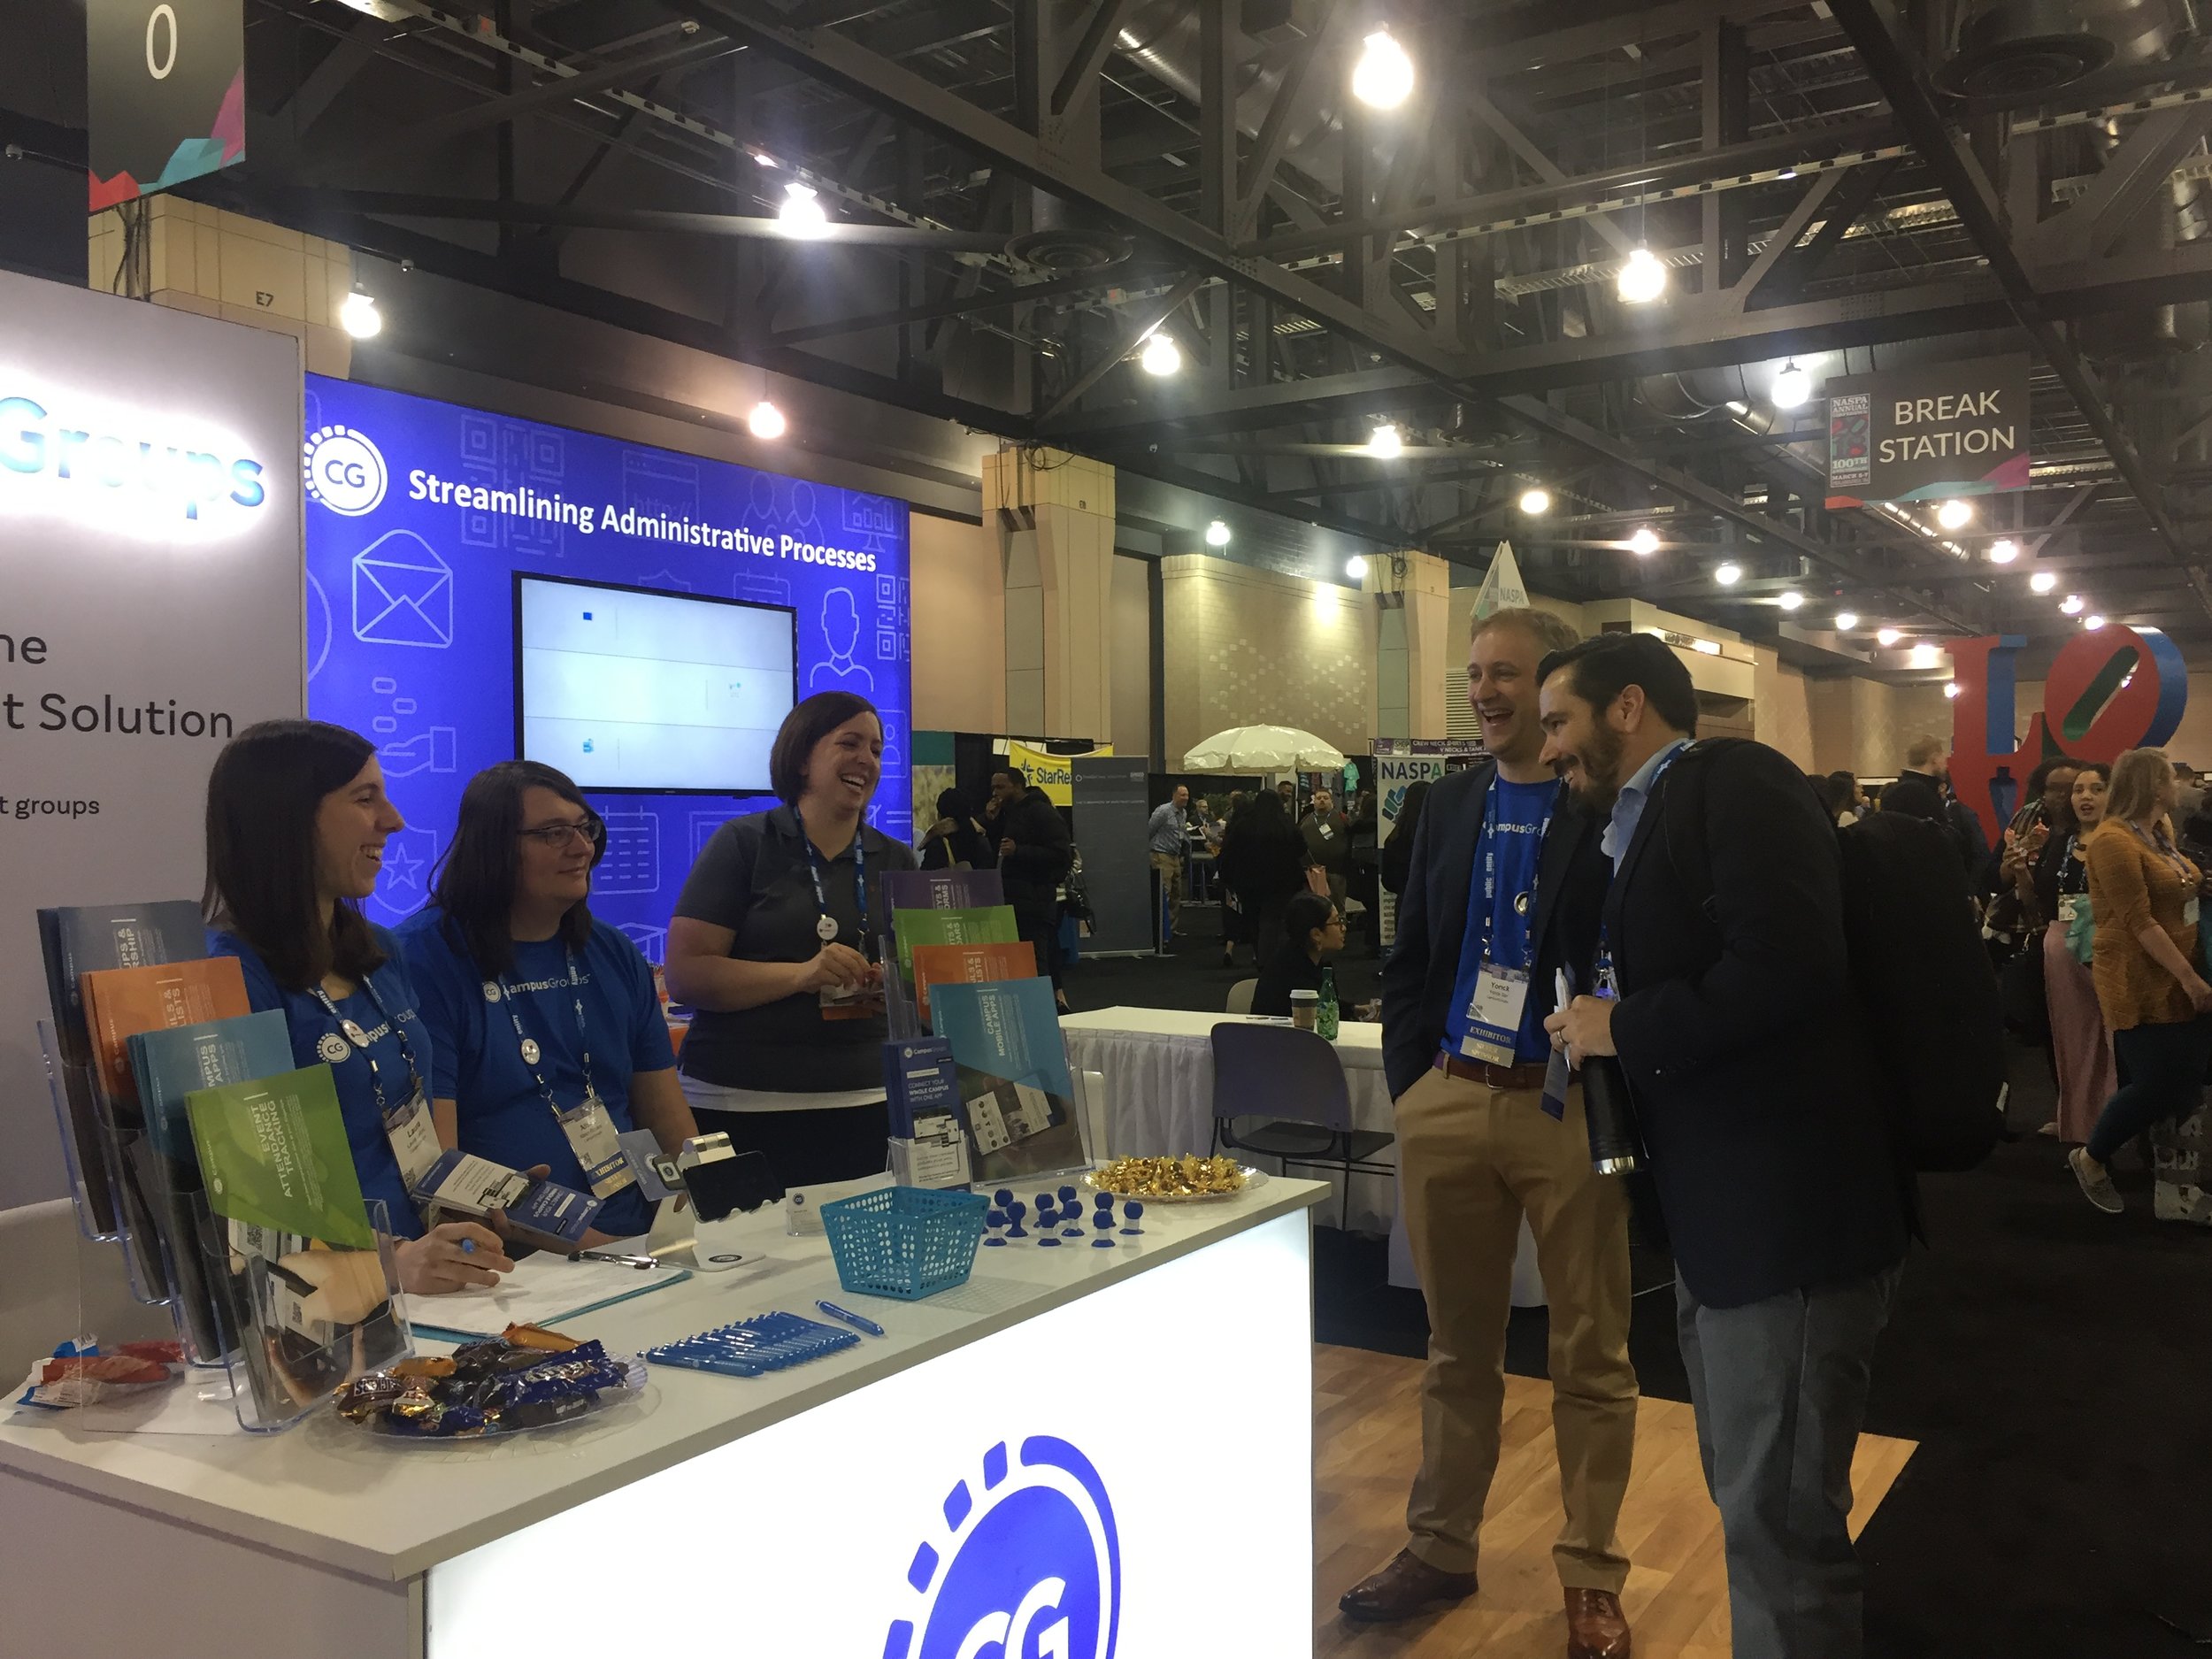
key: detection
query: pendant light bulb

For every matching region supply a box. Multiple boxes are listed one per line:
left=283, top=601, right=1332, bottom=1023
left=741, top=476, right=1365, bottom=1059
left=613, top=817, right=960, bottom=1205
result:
left=779, top=181, right=829, bottom=237
left=1770, top=359, right=1810, bottom=410
left=2030, top=571, right=2057, bottom=594
left=1517, top=486, right=1551, bottom=516
left=339, top=289, right=382, bottom=340
left=1138, top=332, right=1181, bottom=376
left=1204, top=518, right=1232, bottom=548
left=1833, top=611, right=1858, bottom=632
left=748, top=400, right=787, bottom=441
left=1365, top=422, right=1403, bottom=458
left=1877, top=627, right=1902, bottom=647
left=1987, top=538, right=2019, bottom=564
left=1627, top=526, right=1659, bottom=556
left=1351, top=29, right=1415, bottom=109
left=1714, top=562, right=1742, bottom=586
left=1617, top=246, right=1668, bottom=304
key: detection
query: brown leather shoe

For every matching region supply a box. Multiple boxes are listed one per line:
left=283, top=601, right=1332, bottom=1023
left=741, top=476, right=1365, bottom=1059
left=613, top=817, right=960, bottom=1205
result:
left=1337, top=1548, right=1479, bottom=1622
left=1565, top=1587, right=1632, bottom=1658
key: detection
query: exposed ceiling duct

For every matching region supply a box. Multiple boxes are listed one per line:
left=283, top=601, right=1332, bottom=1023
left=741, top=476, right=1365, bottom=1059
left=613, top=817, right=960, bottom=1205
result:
left=1934, top=0, right=2116, bottom=104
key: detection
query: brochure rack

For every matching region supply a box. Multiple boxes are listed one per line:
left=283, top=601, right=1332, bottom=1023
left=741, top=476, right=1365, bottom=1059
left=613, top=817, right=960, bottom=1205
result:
left=192, top=1195, right=412, bottom=1433
left=41, top=1020, right=173, bottom=1310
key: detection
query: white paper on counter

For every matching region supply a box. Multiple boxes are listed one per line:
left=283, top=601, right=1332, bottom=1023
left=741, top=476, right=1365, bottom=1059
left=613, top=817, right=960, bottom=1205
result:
left=408, top=1252, right=691, bottom=1338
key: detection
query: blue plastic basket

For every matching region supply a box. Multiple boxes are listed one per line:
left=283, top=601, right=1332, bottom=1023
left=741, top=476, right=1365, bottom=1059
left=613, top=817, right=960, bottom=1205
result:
left=820, top=1186, right=988, bottom=1301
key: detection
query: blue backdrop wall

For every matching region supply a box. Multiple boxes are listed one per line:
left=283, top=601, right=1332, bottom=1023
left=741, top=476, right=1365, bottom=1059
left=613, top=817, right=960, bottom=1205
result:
left=303, top=375, right=911, bottom=964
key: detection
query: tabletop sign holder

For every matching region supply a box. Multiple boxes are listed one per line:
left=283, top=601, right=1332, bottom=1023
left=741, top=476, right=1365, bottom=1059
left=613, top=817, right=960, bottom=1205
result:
left=628, top=1134, right=784, bottom=1272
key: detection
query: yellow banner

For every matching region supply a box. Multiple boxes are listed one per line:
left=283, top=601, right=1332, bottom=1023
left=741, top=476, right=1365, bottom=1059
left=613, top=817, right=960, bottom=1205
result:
left=1005, top=740, right=1113, bottom=807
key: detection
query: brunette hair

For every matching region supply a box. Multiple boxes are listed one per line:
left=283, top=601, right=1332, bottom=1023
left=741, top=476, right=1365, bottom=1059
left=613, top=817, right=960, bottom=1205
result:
left=428, top=761, right=600, bottom=977
left=771, top=691, right=881, bottom=805
left=203, top=719, right=387, bottom=992
left=1284, top=890, right=1337, bottom=951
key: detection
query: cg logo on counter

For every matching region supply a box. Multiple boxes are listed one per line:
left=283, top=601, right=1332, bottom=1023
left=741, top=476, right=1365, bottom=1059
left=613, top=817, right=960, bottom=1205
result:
left=888, top=1436, right=1121, bottom=1659
left=303, top=422, right=388, bottom=516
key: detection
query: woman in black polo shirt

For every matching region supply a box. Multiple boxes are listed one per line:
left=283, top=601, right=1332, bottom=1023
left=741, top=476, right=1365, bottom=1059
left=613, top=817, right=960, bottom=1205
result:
left=663, top=690, right=917, bottom=1185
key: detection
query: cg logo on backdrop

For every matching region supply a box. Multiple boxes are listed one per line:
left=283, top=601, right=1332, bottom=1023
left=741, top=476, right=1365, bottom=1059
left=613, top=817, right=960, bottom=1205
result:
left=887, top=1436, right=1120, bottom=1659
left=303, top=423, right=388, bottom=516
left=1948, top=625, right=2191, bottom=841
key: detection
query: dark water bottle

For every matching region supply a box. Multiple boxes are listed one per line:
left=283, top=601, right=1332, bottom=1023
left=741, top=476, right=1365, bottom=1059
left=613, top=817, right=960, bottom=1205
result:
left=1580, top=1053, right=1643, bottom=1174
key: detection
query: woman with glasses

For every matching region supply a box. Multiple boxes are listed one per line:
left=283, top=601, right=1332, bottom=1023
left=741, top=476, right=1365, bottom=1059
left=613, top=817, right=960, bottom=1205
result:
left=205, top=720, right=512, bottom=1296
left=399, top=761, right=695, bottom=1241
left=1250, top=890, right=1347, bottom=1018
left=664, top=690, right=916, bottom=1187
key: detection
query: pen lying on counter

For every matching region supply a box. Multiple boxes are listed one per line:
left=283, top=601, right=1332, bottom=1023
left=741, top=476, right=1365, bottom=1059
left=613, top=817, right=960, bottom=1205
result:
left=568, top=1249, right=662, bottom=1270
left=815, top=1300, right=886, bottom=1337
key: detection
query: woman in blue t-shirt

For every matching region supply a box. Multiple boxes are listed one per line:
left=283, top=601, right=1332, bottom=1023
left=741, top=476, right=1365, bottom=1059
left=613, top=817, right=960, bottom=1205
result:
left=204, top=720, right=514, bottom=1297
left=401, top=761, right=695, bottom=1241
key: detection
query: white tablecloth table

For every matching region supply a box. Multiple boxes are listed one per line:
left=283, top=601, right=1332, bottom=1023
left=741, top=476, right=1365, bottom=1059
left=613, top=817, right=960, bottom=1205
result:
left=1058, top=1006, right=1546, bottom=1302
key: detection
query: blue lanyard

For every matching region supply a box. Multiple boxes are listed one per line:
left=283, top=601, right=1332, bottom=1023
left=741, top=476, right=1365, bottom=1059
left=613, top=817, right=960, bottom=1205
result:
left=311, top=972, right=424, bottom=1121
left=497, top=947, right=599, bottom=1121
left=1477, top=772, right=1560, bottom=969
left=795, top=808, right=869, bottom=945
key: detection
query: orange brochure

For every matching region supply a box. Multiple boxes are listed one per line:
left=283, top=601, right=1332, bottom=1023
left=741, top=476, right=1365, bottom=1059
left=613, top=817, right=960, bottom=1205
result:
left=907, top=941, right=1037, bottom=1025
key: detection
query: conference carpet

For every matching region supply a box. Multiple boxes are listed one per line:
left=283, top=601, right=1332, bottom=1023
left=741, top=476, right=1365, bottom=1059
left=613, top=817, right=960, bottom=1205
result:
left=1065, top=935, right=2212, bottom=1655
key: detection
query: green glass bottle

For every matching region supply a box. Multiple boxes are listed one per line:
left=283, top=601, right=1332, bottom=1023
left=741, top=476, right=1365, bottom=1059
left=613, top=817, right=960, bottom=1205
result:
left=1317, top=966, right=1340, bottom=1041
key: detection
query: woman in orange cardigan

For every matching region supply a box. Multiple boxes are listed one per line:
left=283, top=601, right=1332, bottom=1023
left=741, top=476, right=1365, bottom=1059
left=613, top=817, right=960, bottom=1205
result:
left=2070, top=748, right=2212, bottom=1219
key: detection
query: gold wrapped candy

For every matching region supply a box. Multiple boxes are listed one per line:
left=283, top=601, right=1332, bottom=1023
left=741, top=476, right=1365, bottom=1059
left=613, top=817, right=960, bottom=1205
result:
left=1091, top=1156, right=1248, bottom=1198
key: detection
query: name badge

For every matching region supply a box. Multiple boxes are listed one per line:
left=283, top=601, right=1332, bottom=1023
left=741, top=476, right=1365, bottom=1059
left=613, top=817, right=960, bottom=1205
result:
left=1456, top=962, right=1530, bottom=1068
left=2187, top=896, right=2201, bottom=927
left=558, top=1096, right=636, bottom=1199
left=2058, top=893, right=2084, bottom=925
left=383, top=1092, right=442, bottom=1189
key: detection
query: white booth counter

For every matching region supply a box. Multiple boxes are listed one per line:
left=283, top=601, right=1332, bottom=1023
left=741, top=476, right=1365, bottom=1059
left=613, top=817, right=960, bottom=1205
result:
left=0, top=1178, right=1325, bottom=1659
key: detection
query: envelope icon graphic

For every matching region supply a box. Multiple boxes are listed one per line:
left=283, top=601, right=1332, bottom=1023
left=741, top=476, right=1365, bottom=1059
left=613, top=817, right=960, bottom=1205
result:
left=352, top=530, right=454, bottom=649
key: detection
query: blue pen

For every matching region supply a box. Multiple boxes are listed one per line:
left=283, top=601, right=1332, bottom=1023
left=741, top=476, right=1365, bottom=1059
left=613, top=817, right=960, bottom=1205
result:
left=815, top=1300, right=886, bottom=1337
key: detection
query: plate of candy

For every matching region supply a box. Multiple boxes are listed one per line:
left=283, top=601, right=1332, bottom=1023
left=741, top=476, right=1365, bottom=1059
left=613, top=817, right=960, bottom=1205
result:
left=1081, top=1156, right=1263, bottom=1203
left=334, top=1323, right=647, bottom=1441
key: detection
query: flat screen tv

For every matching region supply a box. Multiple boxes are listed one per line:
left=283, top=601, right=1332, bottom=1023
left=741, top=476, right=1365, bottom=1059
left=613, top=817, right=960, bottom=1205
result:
left=513, top=573, right=797, bottom=795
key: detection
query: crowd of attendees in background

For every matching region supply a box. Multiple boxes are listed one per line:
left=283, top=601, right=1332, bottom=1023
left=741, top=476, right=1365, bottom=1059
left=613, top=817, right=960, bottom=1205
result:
left=1796, top=738, right=2212, bottom=1228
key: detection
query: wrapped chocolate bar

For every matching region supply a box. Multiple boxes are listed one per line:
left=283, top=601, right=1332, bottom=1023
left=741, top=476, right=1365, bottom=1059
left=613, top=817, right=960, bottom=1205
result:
left=334, top=1329, right=643, bottom=1441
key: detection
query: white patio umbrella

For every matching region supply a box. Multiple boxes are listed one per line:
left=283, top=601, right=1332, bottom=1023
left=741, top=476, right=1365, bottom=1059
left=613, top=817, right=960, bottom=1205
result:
left=1181, top=725, right=1348, bottom=772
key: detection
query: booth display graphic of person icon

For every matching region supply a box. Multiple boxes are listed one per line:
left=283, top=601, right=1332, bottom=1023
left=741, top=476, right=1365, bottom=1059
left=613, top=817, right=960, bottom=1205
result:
left=810, top=586, right=876, bottom=696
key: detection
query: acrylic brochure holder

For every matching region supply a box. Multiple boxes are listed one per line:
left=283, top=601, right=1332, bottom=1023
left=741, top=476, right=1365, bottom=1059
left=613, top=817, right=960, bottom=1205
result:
left=36, top=1018, right=124, bottom=1245
left=193, top=1195, right=413, bottom=1433
left=41, top=1019, right=175, bottom=1311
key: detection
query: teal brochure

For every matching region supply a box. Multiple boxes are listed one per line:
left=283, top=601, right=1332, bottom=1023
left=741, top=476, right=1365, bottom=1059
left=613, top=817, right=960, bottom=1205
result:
left=928, top=977, right=1085, bottom=1181
left=130, top=1010, right=295, bottom=1164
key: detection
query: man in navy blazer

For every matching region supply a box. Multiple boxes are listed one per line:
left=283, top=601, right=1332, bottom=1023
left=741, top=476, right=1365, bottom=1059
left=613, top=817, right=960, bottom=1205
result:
left=1540, top=632, right=1908, bottom=1659
left=1344, top=606, right=1635, bottom=1659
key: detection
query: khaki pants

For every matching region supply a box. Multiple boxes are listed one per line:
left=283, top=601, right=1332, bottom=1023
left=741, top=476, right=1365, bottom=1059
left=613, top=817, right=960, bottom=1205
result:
left=1396, top=1066, right=1638, bottom=1590
left=1150, top=850, right=1185, bottom=927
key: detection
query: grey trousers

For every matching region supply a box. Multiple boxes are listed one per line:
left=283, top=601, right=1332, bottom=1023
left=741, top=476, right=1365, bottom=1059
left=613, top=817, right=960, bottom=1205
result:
left=1675, top=1262, right=1902, bottom=1659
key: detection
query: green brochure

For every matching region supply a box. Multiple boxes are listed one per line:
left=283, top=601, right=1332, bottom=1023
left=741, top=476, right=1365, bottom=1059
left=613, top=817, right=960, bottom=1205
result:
left=186, top=1064, right=377, bottom=1249
left=892, top=903, right=1019, bottom=977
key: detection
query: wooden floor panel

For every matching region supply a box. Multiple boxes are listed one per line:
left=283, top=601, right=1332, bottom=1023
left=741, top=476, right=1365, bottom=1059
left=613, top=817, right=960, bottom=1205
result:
left=1313, top=1345, right=1917, bottom=1659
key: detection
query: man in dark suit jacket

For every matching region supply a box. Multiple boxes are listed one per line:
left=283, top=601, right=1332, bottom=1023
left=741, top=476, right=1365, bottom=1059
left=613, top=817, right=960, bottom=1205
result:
left=1344, top=607, right=1635, bottom=1659
left=1539, top=632, right=1908, bottom=1659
